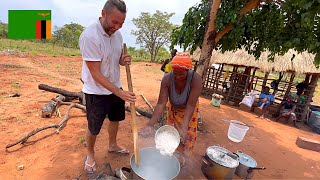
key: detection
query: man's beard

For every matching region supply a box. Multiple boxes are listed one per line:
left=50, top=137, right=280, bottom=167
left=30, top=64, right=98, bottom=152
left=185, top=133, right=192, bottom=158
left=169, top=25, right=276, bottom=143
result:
left=103, top=21, right=115, bottom=35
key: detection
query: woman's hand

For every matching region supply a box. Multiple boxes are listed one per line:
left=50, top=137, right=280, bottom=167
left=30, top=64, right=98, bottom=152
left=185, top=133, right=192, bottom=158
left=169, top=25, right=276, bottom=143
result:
left=139, top=125, right=155, bottom=138
left=176, top=124, right=188, bottom=145
left=180, top=128, right=188, bottom=145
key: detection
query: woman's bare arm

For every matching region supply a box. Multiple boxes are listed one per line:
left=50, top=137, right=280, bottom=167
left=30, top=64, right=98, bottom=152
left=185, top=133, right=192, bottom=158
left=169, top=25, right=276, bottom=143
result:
left=147, top=74, right=170, bottom=126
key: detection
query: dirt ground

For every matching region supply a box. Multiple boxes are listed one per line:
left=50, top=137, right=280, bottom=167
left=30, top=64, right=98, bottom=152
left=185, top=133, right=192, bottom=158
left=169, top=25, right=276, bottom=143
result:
left=0, top=53, right=319, bottom=180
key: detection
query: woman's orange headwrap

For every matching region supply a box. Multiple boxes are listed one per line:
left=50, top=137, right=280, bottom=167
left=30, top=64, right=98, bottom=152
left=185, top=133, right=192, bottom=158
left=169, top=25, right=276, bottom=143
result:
left=171, top=52, right=193, bottom=70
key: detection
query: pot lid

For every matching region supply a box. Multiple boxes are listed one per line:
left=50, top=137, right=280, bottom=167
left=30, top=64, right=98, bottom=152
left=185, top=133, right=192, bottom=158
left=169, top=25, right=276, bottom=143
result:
left=236, top=151, right=257, bottom=168
left=206, top=146, right=239, bottom=168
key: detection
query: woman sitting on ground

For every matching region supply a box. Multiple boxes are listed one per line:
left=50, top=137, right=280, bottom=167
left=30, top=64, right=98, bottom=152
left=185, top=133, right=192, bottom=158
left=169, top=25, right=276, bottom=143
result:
left=142, top=52, right=202, bottom=155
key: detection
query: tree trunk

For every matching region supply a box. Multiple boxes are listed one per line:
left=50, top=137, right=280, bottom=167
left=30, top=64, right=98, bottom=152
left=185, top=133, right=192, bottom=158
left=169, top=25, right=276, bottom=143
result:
left=262, top=72, right=269, bottom=88
left=197, top=0, right=261, bottom=81
left=196, top=0, right=221, bottom=81
left=38, top=84, right=85, bottom=104
left=300, top=74, right=319, bottom=121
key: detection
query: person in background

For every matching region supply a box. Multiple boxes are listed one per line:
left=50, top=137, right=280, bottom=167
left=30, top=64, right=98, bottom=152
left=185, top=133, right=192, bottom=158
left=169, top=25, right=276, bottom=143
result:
left=142, top=52, right=202, bottom=157
left=296, top=80, right=309, bottom=96
left=161, top=49, right=178, bottom=73
left=275, top=95, right=298, bottom=128
left=258, top=86, right=274, bottom=119
left=79, top=0, right=136, bottom=174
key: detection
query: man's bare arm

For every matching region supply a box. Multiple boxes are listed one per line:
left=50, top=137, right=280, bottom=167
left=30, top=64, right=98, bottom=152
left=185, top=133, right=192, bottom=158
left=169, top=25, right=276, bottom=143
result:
left=86, top=61, right=136, bottom=103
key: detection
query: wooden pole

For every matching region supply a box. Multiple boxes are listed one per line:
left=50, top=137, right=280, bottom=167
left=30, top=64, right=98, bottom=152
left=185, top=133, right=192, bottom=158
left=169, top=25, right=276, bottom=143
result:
left=300, top=74, right=320, bottom=121
left=250, top=68, right=257, bottom=91
left=123, top=43, right=140, bottom=166
left=141, top=94, right=154, bottom=112
left=214, top=64, right=224, bottom=94
left=283, top=72, right=295, bottom=100
left=277, top=72, right=295, bottom=116
left=262, top=72, right=269, bottom=89
left=226, top=65, right=237, bottom=101
left=243, top=67, right=252, bottom=94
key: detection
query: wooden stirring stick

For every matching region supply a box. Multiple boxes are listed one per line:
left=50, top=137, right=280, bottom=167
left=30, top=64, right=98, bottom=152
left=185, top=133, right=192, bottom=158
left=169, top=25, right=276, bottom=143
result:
left=123, top=43, right=140, bottom=166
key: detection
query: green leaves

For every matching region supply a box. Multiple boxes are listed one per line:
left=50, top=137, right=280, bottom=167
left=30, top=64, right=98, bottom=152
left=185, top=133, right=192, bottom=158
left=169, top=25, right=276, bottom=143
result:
left=171, top=0, right=319, bottom=65
left=170, top=0, right=209, bottom=53
left=52, top=23, right=84, bottom=48
left=0, top=21, right=8, bottom=38
left=132, top=11, right=176, bottom=62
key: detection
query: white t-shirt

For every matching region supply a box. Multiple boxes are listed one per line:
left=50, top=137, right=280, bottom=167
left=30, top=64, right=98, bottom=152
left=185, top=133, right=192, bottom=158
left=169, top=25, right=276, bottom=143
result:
left=79, top=19, right=123, bottom=95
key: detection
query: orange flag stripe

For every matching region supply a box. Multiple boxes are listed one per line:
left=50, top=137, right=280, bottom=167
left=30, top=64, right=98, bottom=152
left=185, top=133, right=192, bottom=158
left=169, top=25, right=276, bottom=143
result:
left=46, top=20, right=51, bottom=39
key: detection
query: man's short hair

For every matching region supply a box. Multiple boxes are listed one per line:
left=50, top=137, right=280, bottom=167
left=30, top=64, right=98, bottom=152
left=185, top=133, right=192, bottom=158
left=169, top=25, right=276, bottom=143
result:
left=104, top=0, right=127, bottom=14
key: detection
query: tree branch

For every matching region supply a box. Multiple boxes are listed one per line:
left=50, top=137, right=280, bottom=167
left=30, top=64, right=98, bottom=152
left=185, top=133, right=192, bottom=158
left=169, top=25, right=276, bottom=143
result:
left=6, top=102, right=85, bottom=149
left=214, top=0, right=261, bottom=44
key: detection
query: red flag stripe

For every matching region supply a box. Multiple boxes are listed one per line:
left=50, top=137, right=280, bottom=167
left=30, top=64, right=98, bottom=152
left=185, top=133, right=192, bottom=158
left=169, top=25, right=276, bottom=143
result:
left=36, top=20, right=41, bottom=39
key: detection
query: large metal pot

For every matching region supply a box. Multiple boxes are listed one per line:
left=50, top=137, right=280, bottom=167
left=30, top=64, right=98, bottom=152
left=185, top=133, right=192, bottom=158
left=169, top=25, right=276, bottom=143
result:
left=235, top=151, right=266, bottom=179
left=201, top=146, right=239, bottom=179
left=118, top=147, right=180, bottom=180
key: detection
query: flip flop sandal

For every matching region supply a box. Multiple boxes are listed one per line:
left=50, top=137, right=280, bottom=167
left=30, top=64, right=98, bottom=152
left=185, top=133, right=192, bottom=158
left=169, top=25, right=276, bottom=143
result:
left=108, top=148, right=130, bottom=156
left=84, top=156, right=96, bottom=174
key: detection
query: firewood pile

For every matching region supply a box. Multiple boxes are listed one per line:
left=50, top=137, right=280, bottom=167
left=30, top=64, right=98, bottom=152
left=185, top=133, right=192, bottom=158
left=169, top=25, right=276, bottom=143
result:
left=6, top=84, right=86, bottom=149
left=5, top=84, right=157, bottom=150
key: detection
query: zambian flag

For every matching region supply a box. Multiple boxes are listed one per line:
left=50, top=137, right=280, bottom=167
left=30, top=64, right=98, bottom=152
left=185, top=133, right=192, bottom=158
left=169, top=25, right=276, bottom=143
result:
left=8, top=10, right=51, bottom=39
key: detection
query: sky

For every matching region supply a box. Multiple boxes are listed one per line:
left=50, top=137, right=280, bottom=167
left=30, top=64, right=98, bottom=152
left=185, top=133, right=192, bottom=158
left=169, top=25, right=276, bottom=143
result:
left=0, top=0, right=200, bottom=49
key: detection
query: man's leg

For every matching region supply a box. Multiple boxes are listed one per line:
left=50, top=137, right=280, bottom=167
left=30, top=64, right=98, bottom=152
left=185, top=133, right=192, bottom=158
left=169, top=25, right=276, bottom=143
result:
left=261, top=107, right=267, bottom=118
left=289, top=113, right=298, bottom=128
left=275, top=114, right=283, bottom=122
left=85, top=129, right=97, bottom=171
left=108, top=121, right=120, bottom=150
left=84, top=94, right=105, bottom=172
left=261, top=106, right=270, bottom=119
left=107, top=94, right=129, bottom=154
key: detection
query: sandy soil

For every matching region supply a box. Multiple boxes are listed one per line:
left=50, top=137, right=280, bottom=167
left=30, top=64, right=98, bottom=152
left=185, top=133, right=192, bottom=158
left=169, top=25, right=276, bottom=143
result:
left=0, top=54, right=319, bottom=179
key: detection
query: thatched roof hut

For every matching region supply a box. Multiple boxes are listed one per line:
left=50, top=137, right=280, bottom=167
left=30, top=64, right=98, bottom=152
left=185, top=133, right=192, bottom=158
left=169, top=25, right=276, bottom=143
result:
left=190, top=49, right=320, bottom=74
left=192, top=48, right=319, bottom=122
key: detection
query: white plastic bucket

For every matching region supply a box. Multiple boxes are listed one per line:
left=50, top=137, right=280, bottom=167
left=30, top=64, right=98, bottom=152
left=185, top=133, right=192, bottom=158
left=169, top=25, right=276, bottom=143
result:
left=227, top=120, right=249, bottom=143
left=211, top=97, right=221, bottom=107
left=211, top=94, right=222, bottom=107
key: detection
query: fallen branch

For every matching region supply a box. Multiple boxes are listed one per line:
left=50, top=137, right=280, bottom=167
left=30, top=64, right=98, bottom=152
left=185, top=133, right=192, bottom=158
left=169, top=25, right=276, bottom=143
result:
left=135, top=108, right=152, bottom=119
left=6, top=124, right=59, bottom=149
left=125, top=106, right=141, bottom=116
left=141, top=94, right=154, bottom=112
left=41, top=95, right=66, bottom=118
left=6, top=102, right=85, bottom=149
left=125, top=106, right=152, bottom=119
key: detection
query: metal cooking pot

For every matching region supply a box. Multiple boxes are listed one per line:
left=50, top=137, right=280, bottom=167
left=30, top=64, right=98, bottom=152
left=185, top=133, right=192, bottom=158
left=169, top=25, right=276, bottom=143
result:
left=201, top=146, right=239, bottom=179
left=118, top=147, right=180, bottom=180
left=235, top=151, right=266, bottom=179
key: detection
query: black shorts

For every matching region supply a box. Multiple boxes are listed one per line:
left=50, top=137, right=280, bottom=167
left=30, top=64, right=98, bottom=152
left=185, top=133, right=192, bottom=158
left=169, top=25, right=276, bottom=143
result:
left=85, top=93, right=125, bottom=135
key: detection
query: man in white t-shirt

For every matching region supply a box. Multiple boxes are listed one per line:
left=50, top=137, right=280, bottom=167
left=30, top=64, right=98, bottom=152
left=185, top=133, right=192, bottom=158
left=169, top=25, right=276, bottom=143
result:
left=79, top=0, right=136, bottom=174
